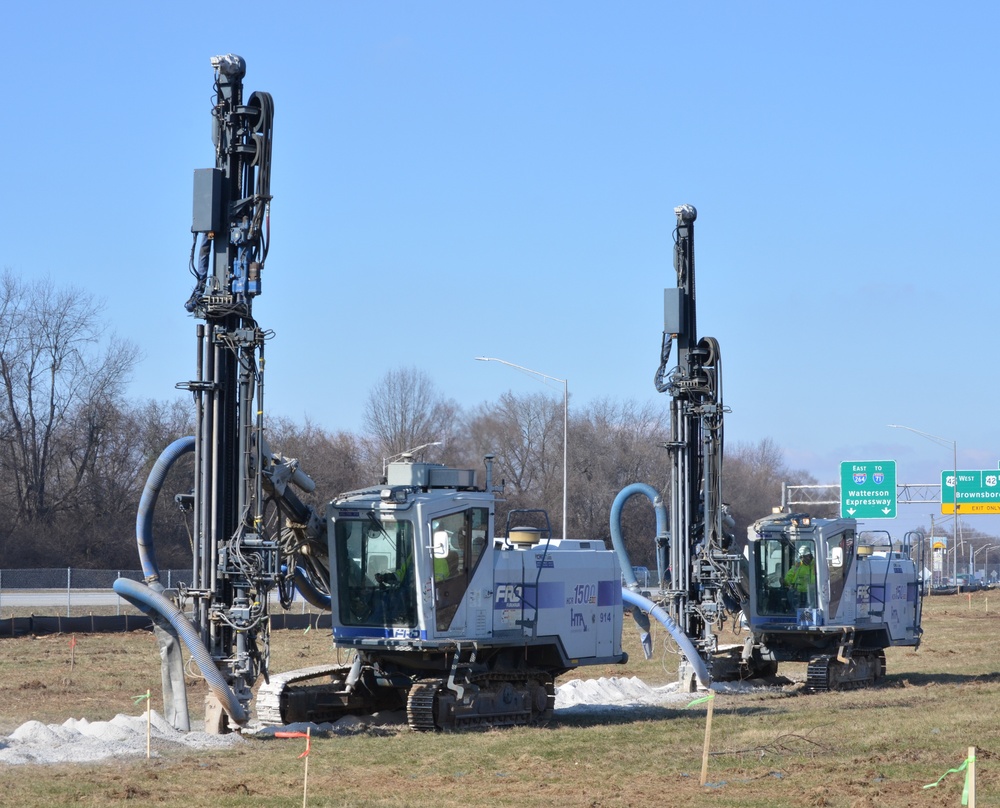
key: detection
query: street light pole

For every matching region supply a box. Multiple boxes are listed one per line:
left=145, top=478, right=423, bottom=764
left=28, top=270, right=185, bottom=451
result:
left=476, top=356, right=568, bottom=541
left=929, top=513, right=938, bottom=586
left=887, top=424, right=960, bottom=585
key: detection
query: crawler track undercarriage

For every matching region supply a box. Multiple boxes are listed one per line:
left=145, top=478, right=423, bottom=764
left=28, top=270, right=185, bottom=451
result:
left=806, top=648, right=886, bottom=692
left=256, top=663, right=556, bottom=731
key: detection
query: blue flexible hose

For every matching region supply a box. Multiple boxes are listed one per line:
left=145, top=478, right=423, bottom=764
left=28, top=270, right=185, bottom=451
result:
left=610, top=483, right=668, bottom=590
left=136, top=436, right=195, bottom=582
left=113, top=577, right=248, bottom=726
left=294, top=566, right=332, bottom=610
left=621, top=587, right=711, bottom=689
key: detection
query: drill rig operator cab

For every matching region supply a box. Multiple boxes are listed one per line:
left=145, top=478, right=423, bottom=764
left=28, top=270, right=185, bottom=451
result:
left=751, top=530, right=825, bottom=622
left=744, top=512, right=922, bottom=689
left=327, top=463, right=493, bottom=643
left=328, top=466, right=491, bottom=640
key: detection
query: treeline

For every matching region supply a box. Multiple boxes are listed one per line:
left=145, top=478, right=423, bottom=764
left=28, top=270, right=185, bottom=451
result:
left=0, top=272, right=814, bottom=571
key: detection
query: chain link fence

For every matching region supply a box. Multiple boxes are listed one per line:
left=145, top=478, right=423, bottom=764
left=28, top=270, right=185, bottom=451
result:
left=0, top=566, right=328, bottom=636
left=0, top=568, right=193, bottom=618
left=0, top=568, right=192, bottom=589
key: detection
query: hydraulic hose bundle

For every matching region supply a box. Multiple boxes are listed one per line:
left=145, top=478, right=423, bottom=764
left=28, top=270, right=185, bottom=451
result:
left=118, top=435, right=249, bottom=729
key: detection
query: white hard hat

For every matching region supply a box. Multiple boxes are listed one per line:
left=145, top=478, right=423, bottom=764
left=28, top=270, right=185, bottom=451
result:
left=798, top=546, right=813, bottom=558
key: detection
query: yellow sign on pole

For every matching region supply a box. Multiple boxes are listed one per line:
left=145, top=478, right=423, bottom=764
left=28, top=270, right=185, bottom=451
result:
left=941, top=470, right=1000, bottom=515
left=941, top=502, right=1000, bottom=515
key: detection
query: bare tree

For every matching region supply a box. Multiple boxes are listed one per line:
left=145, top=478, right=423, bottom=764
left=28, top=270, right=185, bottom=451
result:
left=0, top=284, right=829, bottom=573
left=724, top=437, right=818, bottom=541
left=362, top=367, right=458, bottom=474
left=0, top=394, right=194, bottom=568
left=124, top=398, right=199, bottom=571
left=466, top=391, right=564, bottom=536
left=0, top=271, right=138, bottom=528
left=570, top=398, right=670, bottom=566
left=60, top=399, right=187, bottom=568
left=266, top=415, right=367, bottom=501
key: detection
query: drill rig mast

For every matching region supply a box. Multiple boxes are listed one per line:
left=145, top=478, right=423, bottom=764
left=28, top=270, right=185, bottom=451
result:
left=633, top=206, right=921, bottom=691
left=122, top=54, right=627, bottom=735
left=181, top=54, right=278, bottom=726
left=654, top=205, right=742, bottom=686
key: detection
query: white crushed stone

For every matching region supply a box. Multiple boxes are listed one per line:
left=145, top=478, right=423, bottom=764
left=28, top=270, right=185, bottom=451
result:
left=0, top=677, right=779, bottom=765
left=251, top=709, right=406, bottom=738
left=555, top=675, right=684, bottom=710
left=0, top=710, right=244, bottom=766
left=554, top=675, right=781, bottom=714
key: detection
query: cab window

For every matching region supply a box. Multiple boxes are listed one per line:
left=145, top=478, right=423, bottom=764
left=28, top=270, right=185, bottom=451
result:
left=334, top=516, right=416, bottom=628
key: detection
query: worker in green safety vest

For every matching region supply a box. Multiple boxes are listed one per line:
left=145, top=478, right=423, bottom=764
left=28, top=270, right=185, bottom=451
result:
left=785, top=546, right=816, bottom=610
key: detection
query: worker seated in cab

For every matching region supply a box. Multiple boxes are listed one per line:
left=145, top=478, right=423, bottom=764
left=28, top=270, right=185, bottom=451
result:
left=785, top=545, right=816, bottom=610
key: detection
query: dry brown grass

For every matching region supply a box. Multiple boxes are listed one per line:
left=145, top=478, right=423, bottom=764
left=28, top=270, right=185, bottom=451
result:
left=1, top=593, right=998, bottom=806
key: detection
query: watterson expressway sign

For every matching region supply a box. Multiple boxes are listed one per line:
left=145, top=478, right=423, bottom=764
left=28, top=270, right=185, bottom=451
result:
left=841, top=461, right=897, bottom=519
left=941, top=470, right=1000, bottom=515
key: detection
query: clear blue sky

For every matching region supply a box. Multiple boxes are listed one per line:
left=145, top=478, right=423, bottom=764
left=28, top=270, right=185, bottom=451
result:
left=3, top=2, right=998, bottom=539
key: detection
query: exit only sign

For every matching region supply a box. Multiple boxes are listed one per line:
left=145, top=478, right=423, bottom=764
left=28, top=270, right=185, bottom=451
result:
left=941, top=469, right=1000, bottom=514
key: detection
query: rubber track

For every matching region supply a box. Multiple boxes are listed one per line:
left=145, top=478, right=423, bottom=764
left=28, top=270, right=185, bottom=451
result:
left=406, top=680, right=439, bottom=731
left=406, top=671, right=555, bottom=732
left=805, top=655, right=835, bottom=692
left=255, top=664, right=349, bottom=725
left=805, top=650, right=883, bottom=692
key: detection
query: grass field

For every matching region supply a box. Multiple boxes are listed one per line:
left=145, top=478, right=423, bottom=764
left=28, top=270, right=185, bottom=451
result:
left=1, top=593, right=998, bottom=807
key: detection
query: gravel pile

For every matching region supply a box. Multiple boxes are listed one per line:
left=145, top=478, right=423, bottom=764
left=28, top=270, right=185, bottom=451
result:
left=0, top=710, right=244, bottom=765
left=1, top=676, right=746, bottom=765
left=555, top=675, right=682, bottom=709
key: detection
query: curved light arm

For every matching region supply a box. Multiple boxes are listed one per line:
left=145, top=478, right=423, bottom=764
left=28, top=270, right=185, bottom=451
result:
left=887, top=424, right=961, bottom=572
left=476, top=357, right=566, bottom=387
left=887, top=424, right=955, bottom=452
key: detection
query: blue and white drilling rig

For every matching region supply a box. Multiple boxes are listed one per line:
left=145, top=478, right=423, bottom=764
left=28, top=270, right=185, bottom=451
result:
left=116, top=56, right=923, bottom=734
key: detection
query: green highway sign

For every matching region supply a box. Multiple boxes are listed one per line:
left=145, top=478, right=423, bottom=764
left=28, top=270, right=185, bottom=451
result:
left=840, top=460, right=897, bottom=519
left=940, top=469, right=1000, bottom=515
